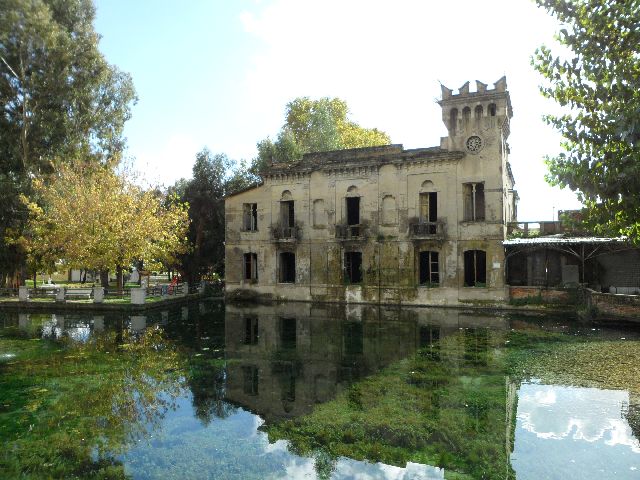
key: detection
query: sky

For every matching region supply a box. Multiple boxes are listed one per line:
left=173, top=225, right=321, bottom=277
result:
left=93, top=0, right=582, bottom=221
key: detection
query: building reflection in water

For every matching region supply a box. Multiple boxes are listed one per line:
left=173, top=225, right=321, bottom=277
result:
left=224, top=303, right=509, bottom=423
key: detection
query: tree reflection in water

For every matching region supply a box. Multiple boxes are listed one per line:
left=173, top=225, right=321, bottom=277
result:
left=0, top=323, right=185, bottom=479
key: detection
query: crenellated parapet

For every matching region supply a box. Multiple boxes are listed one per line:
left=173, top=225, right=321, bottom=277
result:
left=438, top=76, right=513, bottom=152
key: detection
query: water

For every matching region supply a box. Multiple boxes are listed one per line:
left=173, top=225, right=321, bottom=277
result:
left=1, top=301, right=639, bottom=479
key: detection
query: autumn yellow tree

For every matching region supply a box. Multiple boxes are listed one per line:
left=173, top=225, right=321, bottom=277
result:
left=20, top=164, right=189, bottom=289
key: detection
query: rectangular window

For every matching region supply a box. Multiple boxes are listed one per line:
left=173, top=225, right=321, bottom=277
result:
left=244, top=317, right=258, bottom=345
left=243, top=253, right=258, bottom=281
left=344, top=251, right=363, bottom=284
left=419, top=192, right=438, bottom=233
left=279, top=317, right=297, bottom=349
left=463, top=183, right=485, bottom=221
left=242, top=366, right=259, bottom=395
left=279, top=252, right=296, bottom=283
left=243, top=203, right=258, bottom=231
left=464, top=250, right=487, bottom=287
left=280, top=200, right=295, bottom=228
left=419, top=251, right=439, bottom=286
left=346, top=197, right=360, bottom=225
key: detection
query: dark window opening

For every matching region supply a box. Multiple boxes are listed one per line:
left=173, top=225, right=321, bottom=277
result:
left=279, top=252, right=295, bottom=283
left=346, top=197, right=360, bottom=225
left=344, top=251, right=363, bottom=284
left=243, top=203, right=258, bottom=231
left=244, top=317, right=258, bottom=345
left=242, top=366, right=259, bottom=395
left=243, top=253, right=258, bottom=281
left=464, top=328, right=489, bottom=366
left=449, top=108, right=458, bottom=135
left=463, top=183, right=485, bottom=221
left=344, top=322, right=364, bottom=355
left=278, top=363, right=296, bottom=403
left=462, top=106, right=471, bottom=125
left=488, top=103, right=496, bottom=116
left=464, top=250, right=487, bottom=287
left=419, top=192, right=438, bottom=233
left=419, top=251, right=440, bottom=286
left=474, top=105, right=483, bottom=119
left=280, top=200, right=295, bottom=228
left=419, top=326, right=440, bottom=360
left=279, top=317, right=297, bottom=349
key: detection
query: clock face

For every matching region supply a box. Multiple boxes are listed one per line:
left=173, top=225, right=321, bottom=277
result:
left=466, top=135, right=483, bottom=153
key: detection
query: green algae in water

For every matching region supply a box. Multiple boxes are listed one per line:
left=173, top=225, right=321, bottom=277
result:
left=0, top=324, right=185, bottom=479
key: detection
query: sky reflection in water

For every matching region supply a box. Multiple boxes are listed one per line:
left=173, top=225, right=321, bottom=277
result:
left=1, top=302, right=640, bottom=479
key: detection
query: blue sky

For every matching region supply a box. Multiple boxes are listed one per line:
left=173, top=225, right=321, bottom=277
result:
left=94, top=0, right=582, bottom=221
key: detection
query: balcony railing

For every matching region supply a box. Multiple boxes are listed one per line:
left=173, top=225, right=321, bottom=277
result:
left=335, top=224, right=366, bottom=240
left=271, top=225, right=299, bottom=242
left=409, top=221, right=445, bottom=239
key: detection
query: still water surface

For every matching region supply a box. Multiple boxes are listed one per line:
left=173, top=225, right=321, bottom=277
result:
left=1, top=301, right=639, bottom=479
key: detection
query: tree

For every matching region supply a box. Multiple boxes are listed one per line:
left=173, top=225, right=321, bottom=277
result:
left=0, top=0, right=136, bottom=285
left=174, top=149, right=257, bottom=284
left=253, top=97, right=391, bottom=173
left=533, top=0, right=640, bottom=240
left=19, top=164, right=189, bottom=289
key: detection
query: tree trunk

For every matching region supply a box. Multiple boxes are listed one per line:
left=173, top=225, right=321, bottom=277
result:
left=33, top=271, right=37, bottom=289
left=116, top=265, right=123, bottom=291
left=100, top=270, right=109, bottom=289
left=81, top=269, right=87, bottom=284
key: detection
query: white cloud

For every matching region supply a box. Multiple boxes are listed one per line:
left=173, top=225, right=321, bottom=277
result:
left=517, top=384, right=640, bottom=453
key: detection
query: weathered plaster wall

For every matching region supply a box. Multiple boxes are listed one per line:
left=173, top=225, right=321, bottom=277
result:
left=225, top=78, right=515, bottom=306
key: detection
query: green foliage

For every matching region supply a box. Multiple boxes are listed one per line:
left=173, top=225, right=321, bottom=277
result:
left=533, top=0, right=640, bottom=241
left=0, top=0, right=136, bottom=285
left=253, top=97, right=391, bottom=173
left=172, top=149, right=257, bottom=282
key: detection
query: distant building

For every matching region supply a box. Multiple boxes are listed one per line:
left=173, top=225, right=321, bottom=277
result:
left=224, top=77, right=517, bottom=305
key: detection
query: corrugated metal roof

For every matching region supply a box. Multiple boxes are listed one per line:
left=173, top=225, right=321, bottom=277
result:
left=503, top=236, right=626, bottom=246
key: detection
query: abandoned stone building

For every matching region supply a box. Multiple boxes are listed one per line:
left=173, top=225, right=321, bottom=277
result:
left=224, top=77, right=518, bottom=306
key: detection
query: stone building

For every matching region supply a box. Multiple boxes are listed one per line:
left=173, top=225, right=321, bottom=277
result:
left=224, top=77, right=517, bottom=306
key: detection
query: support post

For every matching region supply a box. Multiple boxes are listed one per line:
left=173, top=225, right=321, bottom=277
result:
left=93, top=286, right=105, bottom=304
left=131, top=287, right=146, bottom=305
left=18, top=286, right=29, bottom=301
left=55, top=287, right=66, bottom=303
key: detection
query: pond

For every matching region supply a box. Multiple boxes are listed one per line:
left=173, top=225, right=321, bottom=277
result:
left=1, top=301, right=639, bottom=479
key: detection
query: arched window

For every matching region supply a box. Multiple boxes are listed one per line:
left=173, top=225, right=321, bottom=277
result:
left=462, top=107, right=471, bottom=126
left=449, top=108, right=458, bottom=135
left=381, top=195, right=396, bottom=224
left=474, top=105, right=483, bottom=119
left=488, top=103, right=496, bottom=116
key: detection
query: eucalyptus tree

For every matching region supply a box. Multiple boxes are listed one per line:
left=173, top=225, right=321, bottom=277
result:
left=0, top=0, right=136, bottom=285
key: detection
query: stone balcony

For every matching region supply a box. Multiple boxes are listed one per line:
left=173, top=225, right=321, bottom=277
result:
left=335, top=224, right=366, bottom=241
left=409, top=221, right=446, bottom=240
left=271, top=225, right=300, bottom=243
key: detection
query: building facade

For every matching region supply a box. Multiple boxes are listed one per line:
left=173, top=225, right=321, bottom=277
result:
left=224, top=77, right=517, bottom=306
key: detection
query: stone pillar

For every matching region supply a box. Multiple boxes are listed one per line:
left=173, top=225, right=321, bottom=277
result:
left=131, top=287, right=146, bottom=305
left=18, top=313, right=30, bottom=330
left=182, top=282, right=189, bottom=297
left=161, top=310, right=169, bottom=325
left=18, top=286, right=29, bottom=301
left=56, top=287, right=66, bottom=303
left=93, top=316, right=104, bottom=332
left=181, top=306, right=188, bottom=321
left=93, top=286, right=105, bottom=304
left=130, top=315, right=146, bottom=332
